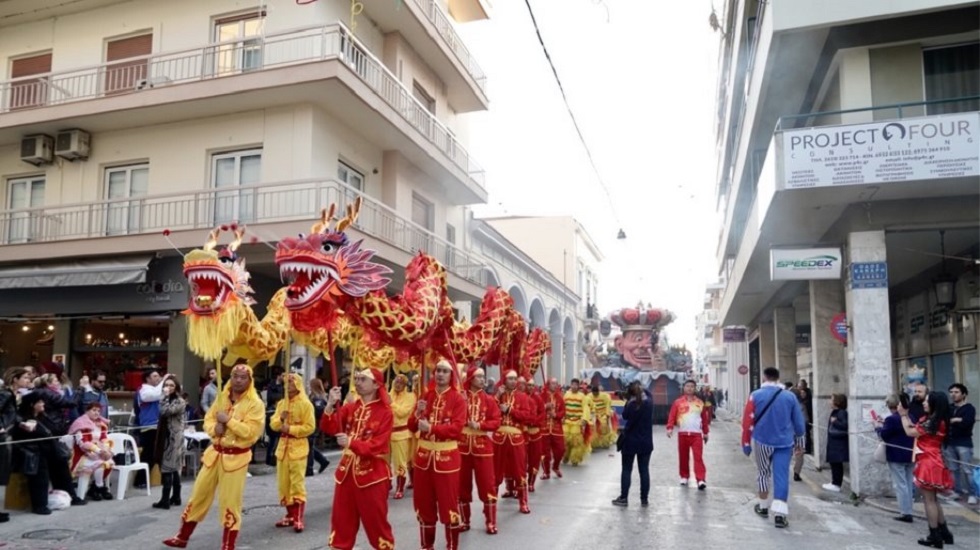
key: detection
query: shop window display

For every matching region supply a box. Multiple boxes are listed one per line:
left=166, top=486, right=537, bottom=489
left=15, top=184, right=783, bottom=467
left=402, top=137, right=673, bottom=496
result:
left=73, top=318, right=169, bottom=392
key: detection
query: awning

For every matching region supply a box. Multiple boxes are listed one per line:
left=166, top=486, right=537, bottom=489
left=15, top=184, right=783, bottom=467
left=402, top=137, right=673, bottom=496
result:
left=0, top=256, right=154, bottom=289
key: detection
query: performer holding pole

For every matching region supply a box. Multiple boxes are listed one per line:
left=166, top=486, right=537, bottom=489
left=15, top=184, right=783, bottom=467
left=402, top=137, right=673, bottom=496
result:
left=459, top=366, right=502, bottom=534
left=493, top=370, right=533, bottom=514
left=541, top=378, right=566, bottom=480
left=270, top=373, right=315, bottom=531
left=524, top=380, right=546, bottom=493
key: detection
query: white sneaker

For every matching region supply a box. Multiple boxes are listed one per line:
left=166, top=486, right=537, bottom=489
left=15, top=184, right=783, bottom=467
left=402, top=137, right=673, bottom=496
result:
left=822, top=483, right=841, bottom=493
left=968, top=496, right=977, bottom=505
left=679, top=478, right=689, bottom=486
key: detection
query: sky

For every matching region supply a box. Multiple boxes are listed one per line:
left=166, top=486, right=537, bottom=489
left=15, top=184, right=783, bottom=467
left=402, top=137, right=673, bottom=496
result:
left=459, top=0, right=723, bottom=351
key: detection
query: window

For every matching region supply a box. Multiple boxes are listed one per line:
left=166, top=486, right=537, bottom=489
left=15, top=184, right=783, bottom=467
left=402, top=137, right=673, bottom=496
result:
left=445, top=223, right=456, bottom=267
left=213, top=11, right=265, bottom=75
left=411, top=81, right=435, bottom=137
left=104, top=164, right=149, bottom=235
left=105, top=33, right=152, bottom=95
left=337, top=161, right=364, bottom=191
left=924, top=42, right=980, bottom=114
left=6, top=176, right=45, bottom=243
left=212, top=149, right=261, bottom=224
left=412, top=81, right=435, bottom=114
left=410, top=192, right=434, bottom=253
left=8, top=52, right=52, bottom=110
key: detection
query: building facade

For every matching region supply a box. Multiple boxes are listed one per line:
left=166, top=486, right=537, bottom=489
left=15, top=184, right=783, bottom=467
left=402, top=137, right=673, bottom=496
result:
left=710, top=0, right=979, bottom=496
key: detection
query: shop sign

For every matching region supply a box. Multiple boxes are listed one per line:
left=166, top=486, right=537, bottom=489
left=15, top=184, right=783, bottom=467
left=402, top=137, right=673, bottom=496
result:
left=136, top=278, right=186, bottom=304
left=770, top=248, right=842, bottom=280
left=850, top=262, right=888, bottom=289
left=795, top=325, right=811, bottom=346
left=830, top=312, right=848, bottom=345
left=723, top=327, right=746, bottom=342
left=737, top=364, right=749, bottom=375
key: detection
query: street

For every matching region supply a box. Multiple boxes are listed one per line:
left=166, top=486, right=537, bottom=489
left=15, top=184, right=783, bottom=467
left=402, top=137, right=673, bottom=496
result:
left=1, top=416, right=977, bottom=549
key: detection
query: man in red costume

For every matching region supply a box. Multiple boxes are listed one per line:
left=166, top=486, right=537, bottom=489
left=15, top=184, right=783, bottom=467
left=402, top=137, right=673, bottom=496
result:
left=493, top=370, right=532, bottom=514
left=459, top=365, right=502, bottom=534
left=666, top=379, right=711, bottom=490
left=320, top=368, right=395, bottom=550
left=409, top=360, right=467, bottom=550
left=524, top=380, right=546, bottom=493
left=540, top=377, right=566, bottom=480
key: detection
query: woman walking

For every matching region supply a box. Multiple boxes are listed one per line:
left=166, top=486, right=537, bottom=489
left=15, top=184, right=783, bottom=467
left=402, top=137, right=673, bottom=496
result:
left=153, top=374, right=186, bottom=510
left=612, top=381, right=654, bottom=507
left=823, top=394, right=849, bottom=492
left=875, top=394, right=915, bottom=522
left=898, top=391, right=955, bottom=548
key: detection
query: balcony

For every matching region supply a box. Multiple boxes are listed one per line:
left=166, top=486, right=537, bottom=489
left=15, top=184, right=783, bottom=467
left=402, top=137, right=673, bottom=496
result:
left=0, top=23, right=487, bottom=203
left=366, top=0, right=488, bottom=112
left=0, top=177, right=491, bottom=291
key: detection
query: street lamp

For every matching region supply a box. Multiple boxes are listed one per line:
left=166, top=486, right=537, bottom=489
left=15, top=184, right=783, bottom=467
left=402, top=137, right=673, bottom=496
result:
left=617, top=229, right=626, bottom=240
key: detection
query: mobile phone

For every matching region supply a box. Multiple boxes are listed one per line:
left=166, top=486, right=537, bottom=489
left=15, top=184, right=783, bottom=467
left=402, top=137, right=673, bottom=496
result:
left=869, top=409, right=880, bottom=422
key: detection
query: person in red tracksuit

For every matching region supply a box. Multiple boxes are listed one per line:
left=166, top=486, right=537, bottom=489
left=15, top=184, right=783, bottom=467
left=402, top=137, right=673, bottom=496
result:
left=320, top=368, right=395, bottom=550
left=493, top=370, right=533, bottom=514
left=666, top=380, right=712, bottom=490
left=524, top=382, right=546, bottom=493
left=458, top=366, right=502, bottom=534
left=409, top=360, right=467, bottom=550
left=541, top=378, right=566, bottom=480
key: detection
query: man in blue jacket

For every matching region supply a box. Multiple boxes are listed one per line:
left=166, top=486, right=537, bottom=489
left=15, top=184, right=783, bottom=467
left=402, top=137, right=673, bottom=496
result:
left=741, top=367, right=805, bottom=528
left=135, top=369, right=163, bottom=487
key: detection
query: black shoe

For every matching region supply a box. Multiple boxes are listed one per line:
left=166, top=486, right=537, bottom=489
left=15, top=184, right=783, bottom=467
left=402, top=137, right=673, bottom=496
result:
left=99, top=487, right=113, bottom=501
left=318, top=460, right=330, bottom=474
left=640, top=499, right=649, bottom=507
left=152, top=500, right=170, bottom=510
left=793, top=474, right=803, bottom=482
left=611, top=497, right=628, bottom=507
left=306, top=470, right=315, bottom=477
left=754, top=504, right=769, bottom=518
left=937, top=523, right=953, bottom=545
left=134, top=482, right=147, bottom=489
left=88, top=488, right=103, bottom=501
left=894, top=515, right=914, bottom=523
left=32, top=507, right=52, bottom=515
left=170, top=496, right=181, bottom=506
left=774, top=515, right=788, bottom=529
left=917, top=527, right=944, bottom=548
left=70, top=496, right=87, bottom=506
left=0, top=511, right=9, bottom=523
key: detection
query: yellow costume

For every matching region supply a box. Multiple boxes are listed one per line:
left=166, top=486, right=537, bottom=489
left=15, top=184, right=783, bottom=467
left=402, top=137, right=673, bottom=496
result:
left=591, top=391, right=615, bottom=449
left=389, top=378, right=417, bottom=499
left=270, top=374, right=315, bottom=532
left=562, top=390, right=593, bottom=466
left=163, top=363, right=264, bottom=550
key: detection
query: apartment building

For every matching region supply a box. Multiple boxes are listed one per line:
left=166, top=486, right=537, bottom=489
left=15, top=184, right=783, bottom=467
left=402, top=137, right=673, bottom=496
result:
left=0, top=0, right=503, bottom=402
left=710, top=0, right=978, bottom=496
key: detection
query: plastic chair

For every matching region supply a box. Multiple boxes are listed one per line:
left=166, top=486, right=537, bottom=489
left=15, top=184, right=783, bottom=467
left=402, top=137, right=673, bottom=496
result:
left=106, top=432, right=150, bottom=500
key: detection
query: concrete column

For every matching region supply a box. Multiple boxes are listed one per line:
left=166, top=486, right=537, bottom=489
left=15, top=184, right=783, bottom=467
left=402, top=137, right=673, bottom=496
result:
left=845, top=231, right=893, bottom=496
left=726, top=340, right=750, bottom=413
left=839, top=48, right=874, bottom=124
left=774, top=307, right=798, bottom=383
left=810, top=280, right=847, bottom=469
left=759, top=322, right=776, bottom=370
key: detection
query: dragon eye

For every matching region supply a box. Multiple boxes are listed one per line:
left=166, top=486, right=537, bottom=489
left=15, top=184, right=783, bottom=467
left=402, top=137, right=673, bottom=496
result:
left=321, top=242, right=338, bottom=254
left=219, top=256, right=234, bottom=265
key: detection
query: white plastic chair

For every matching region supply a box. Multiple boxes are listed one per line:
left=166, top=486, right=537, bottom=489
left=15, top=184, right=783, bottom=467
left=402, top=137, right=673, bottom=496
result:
left=106, top=432, right=150, bottom=500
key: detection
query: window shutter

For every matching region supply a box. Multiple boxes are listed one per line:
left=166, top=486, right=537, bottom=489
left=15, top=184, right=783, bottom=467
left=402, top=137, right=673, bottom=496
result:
left=105, top=33, right=152, bottom=95
left=11, top=53, right=52, bottom=78
left=106, top=34, right=152, bottom=62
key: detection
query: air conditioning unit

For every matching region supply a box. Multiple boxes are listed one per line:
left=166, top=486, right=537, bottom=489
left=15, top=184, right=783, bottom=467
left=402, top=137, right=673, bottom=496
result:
left=20, top=134, right=54, bottom=166
left=55, top=129, right=90, bottom=161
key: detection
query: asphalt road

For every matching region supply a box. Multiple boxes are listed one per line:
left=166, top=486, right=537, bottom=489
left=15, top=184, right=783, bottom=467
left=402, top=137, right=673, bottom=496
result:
left=1, top=416, right=977, bottom=549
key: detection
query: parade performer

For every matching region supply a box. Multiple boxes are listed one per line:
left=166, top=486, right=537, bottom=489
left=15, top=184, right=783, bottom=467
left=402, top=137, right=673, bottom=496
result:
left=67, top=400, right=114, bottom=501
left=459, top=365, right=502, bottom=534
left=524, top=381, right=546, bottom=492
left=563, top=379, right=593, bottom=466
left=541, top=378, right=566, bottom=480
left=591, top=386, right=615, bottom=450
left=270, top=373, right=315, bottom=532
left=666, top=380, right=711, bottom=490
left=494, top=370, right=532, bottom=514
left=409, top=360, right=467, bottom=550
left=389, top=373, right=416, bottom=500
left=321, top=368, right=395, bottom=550
left=164, top=363, right=264, bottom=550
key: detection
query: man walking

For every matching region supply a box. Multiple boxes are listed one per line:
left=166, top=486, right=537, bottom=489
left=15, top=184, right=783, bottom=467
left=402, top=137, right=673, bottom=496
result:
left=494, top=370, right=533, bottom=515
left=666, top=380, right=711, bottom=490
left=741, top=367, right=805, bottom=529
left=591, top=386, right=615, bottom=450
left=945, top=383, right=976, bottom=504
left=459, top=366, right=502, bottom=534
left=541, top=378, right=566, bottom=480
left=163, top=363, right=265, bottom=550
left=562, top=379, right=593, bottom=466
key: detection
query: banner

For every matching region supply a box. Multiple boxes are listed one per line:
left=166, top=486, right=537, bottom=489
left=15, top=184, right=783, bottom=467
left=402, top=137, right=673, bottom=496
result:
left=770, top=248, right=842, bottom=280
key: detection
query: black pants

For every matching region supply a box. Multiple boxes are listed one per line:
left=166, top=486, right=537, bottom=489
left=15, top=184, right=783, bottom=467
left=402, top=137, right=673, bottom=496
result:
left=830, top=462, right=844, bottom=487
left=620, top=450, right=652, bottom=502
left=136, top=429, right=157, bottom=485
left=305, top=436, right=329, bottom=473
left=26, top=453, right=75, bottom=511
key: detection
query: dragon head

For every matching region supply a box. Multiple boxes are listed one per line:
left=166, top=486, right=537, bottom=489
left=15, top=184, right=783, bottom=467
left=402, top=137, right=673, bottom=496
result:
left=183, top=225, right=255, bottom=316
left=275, top=198, right=392, bottom=316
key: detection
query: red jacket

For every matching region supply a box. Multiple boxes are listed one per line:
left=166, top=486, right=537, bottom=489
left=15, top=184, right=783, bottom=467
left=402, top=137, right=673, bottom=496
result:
left=321, top=397, right=393, bottom=488
left=493, top=389, right=532, bottom=445
left=666, top=396, right=711, bottom=435
left=409, top=387, right=466, bottom=473
left=460, top=389, right=501, bottom=457
left=543, top=389, right=566, bottom=436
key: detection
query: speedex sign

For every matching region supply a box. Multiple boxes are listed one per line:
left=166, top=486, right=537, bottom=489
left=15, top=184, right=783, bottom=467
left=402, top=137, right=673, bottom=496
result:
left=770, top=248, right=842, bottom=281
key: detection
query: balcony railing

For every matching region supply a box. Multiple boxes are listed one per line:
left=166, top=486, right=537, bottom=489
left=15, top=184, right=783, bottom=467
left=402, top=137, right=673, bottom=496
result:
left=0, top=23, right=485, bottom=189
left=411, top=0, right=487, bottom=93
left=0, top=178, right=490, bottom=287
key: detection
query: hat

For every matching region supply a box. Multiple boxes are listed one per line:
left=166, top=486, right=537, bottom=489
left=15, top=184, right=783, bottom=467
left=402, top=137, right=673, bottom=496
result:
left=429, top=359, right=460, bottom=392
left=463, top=366, right=485, bottom=387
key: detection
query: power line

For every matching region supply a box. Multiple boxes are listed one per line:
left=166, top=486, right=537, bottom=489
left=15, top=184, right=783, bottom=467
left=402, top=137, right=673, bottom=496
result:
left=522, top=0, right=622, bottom=230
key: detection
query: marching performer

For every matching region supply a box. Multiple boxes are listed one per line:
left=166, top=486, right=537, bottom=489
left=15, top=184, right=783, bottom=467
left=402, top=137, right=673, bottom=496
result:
left=389, top=373, right=416, bottom=499
left=409, top=360, right=467, bottom=550
left=666, top=380, right=711, bottom=490
left=493, top=370, right=532, bottom=514
left=270, top=373, right=315, bottom=531
left=540, top=378, right=566, bottom=480
left=163, top=363, right=264, bottom=550
left=459, top=365, right=502, bottom=534
left=321, top=368, right=395, bottom=550
left=591, top=385, right=615, bottom=450
left=524, top=381, right=546, bottom=493
left=562, top=378, right=593, bottom=466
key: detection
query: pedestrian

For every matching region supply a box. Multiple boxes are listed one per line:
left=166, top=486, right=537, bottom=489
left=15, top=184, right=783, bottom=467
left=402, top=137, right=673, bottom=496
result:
left=943, top=383, right=976, bottom=505
left=320, top=368, right=395, bottom=550
left=741, top=367, right=806, bottom=529
left=135, top=369, right=163, bottom=488
left=797, top=380, right=813, bottom=454
left=409, top=360, right=467, bottom=549
left=459, top=365, right=502, bottom=534
left=79, top=371, right=110, bottom=420
left=666, top=379, right=711, bottom=490
left=875, top=394, right=915, bottom=522
left=163, top=363, right=265, bottom=550
left=897, top=391, right=955, bottom=547
left=389, top=373, right=416, bottom=499
left=611, top=380, right=653, bottom=507
left=269, top=373, right=314, bottom=532
left=264, top=366, right=285, bottom=467
left=908, top=382, right=928, bottom=423
left=791, top=387, right=807, bottom=482
left=305, top=378, right=330, bottom=477
left=823, top=393, right=849, bottom=493
left=541, top=377, right=566, bottom=480
left=152, top=374, right=186, bottom=510
left=200, top=367, right=218, bottom=416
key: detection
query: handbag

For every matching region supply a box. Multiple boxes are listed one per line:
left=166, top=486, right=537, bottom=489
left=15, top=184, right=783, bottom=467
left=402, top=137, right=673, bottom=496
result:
left=873, top=441, right=887, bottom=464
left=20, top=448, right=39, bottom=476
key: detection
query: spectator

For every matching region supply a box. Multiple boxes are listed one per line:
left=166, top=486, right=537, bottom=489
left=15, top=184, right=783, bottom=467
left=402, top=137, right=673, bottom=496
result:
left=136, top=369, right=164, bottom=488
left=908, top=382, right=928, bottom=423
left=875, top=394, right=915, bottom=522
left=797, top=380, right=813, bottom=455
left=200, top=367, right=218, bottom=415
left=306, top=378, right=330, bottom=476
left=153, top=374, right=186, bottom=510
left=33, top=373, right=75, bottom=436
left=79, top=370, right=110, bottom=420
left=944, top=383, right=976, bottom=505
left=822, top=393, right=849, bottom=493
left=611, top=381, right=654, bottom=507
left=68, top=400, right=114, bottom=501
left=666, top=380, right=711, bottom=490
left=0, top=367, right=32, bottom=522
left=264, top=366, right=285, bottom=466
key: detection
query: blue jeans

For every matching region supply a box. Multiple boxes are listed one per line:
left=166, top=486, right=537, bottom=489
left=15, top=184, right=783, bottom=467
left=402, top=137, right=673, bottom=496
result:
left=887, top=461, right=915, bottom=516
left=942, top=445, right=975, bottom=497
left=620, top=450, right=651, bottom=502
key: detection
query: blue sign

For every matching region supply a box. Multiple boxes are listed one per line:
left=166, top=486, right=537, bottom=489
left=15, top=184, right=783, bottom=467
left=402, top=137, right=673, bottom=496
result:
left=851, top=262, right=888, bottom=289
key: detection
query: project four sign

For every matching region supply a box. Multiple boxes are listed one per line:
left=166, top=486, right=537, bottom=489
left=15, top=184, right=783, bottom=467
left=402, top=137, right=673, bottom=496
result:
left=770, top=248, right=842, bottom=281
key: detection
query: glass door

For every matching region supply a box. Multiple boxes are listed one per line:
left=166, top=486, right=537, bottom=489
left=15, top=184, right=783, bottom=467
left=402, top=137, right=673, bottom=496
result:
left=212, top=149, right=261, bottom=224
left=214, top=14, right=264, bottom=76
left=6, top=176, right=45, bottom=243
left=105, top=165, right=149, bottom=235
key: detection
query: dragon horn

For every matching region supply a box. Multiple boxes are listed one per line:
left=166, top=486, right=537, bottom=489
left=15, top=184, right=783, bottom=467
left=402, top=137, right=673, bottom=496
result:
left=310, top=204, right=337, bottom=234
left=203, top=226, right=222, bottom=251
left=336, top=196, right=363, bottom=233
left=228, top=226, right=247, bottom=252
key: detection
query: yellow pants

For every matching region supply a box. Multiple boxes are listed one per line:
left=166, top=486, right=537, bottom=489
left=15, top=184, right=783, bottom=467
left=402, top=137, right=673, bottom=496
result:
left=181, top=461, right=248, bottom=531
left=277, top=458, right=307, bottom=506
left=593, top=418, right=615, bottom=449
left=563, top=425, right=589, bottom=466
left=390, top=438, right=413, bottom=478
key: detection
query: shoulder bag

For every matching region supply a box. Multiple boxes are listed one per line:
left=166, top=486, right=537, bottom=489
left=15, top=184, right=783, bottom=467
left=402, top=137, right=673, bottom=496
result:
left=752, top=388, right=784, bottom=426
